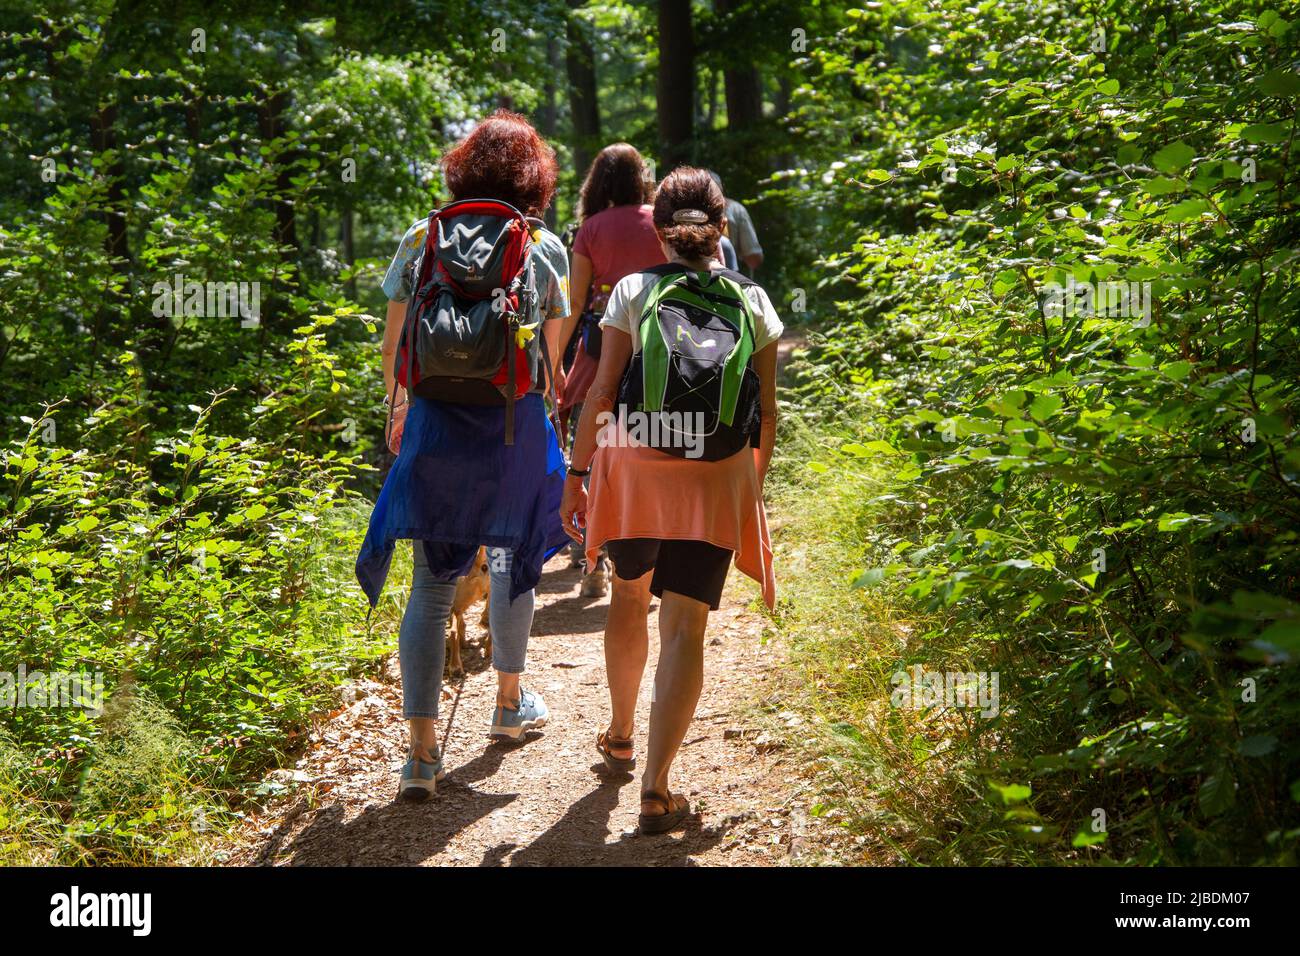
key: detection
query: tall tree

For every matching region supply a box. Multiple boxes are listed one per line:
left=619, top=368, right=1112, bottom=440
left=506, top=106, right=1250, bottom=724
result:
left=656, top=0, right=695, bottom=169
left=256, top=85, right=299, bottom=256
left=714, top=0, right=763, bottom=136
left=565, top=0, right=600, bottom=179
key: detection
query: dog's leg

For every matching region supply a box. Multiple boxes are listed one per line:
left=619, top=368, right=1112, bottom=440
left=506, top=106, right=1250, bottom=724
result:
left=449, top=611, right=464, bottom=676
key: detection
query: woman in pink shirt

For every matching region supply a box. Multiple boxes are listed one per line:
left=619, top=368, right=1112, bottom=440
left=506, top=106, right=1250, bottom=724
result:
left=560, top=168, right=781, bottom=834
left=558, top=143, right=665, bottom=597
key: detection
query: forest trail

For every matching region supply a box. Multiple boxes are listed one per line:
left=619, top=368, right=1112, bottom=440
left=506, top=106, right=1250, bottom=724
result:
left=229, top=335, right=836, bottom=867
left=226, top=335, right=832, bottom=868
left=228, top=552, right=835, bottom=866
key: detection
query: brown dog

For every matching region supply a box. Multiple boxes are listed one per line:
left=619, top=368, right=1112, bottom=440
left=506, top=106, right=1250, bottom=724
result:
left=448, top=546, right=492, bottom=676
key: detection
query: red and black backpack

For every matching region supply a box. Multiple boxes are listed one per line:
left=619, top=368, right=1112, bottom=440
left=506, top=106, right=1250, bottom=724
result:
left=392, top=198, right=552, bottom=444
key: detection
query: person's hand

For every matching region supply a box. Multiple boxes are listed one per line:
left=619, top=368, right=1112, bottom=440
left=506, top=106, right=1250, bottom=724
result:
left=555, top=367, right=567, bottom=403
left=386, top=401, right=409, bottom=456
left=559, top=475, right=587, bottom=545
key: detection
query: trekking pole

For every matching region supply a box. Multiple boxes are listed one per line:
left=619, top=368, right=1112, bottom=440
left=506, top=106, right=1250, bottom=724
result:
left=439, top=671, right=465, bottom=759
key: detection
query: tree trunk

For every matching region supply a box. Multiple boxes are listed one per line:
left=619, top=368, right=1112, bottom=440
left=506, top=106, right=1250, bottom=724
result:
left=540, top=37, right=559, bottom=136
left=715, top=0, right=763, bottom=134
left=257, top=87, right=298, bottom=253
left=88, top=97, right=154, bottom=395
left=89, top=103, right=130, bottom=264
left=656, top=0, right=695, bottom=169
left=723, top=64, right=763, bottom=130
left=565, top=0, right=601, bottom=179
left=252, top=86, right=298, bottom=340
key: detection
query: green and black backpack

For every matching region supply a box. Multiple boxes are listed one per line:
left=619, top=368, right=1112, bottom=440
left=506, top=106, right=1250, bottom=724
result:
left=617, top=263, right=763, bottom=462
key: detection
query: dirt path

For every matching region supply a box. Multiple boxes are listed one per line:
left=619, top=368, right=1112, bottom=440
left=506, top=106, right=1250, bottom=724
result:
left=229, top=551, right=839, bottom=867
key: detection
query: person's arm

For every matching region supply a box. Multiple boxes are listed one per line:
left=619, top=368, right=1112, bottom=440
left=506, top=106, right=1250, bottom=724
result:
left=753, top=341, right=778, bottom=485
left=558, top=251, right=594, bottom=358
left=731, top=204, right=764, bottom=273
left=379, top=218, right=424, bottom=400
left=381, top=298, right=407, bottom=403
left=543, top=316, right=563, bottom=389
left=559, top=326, right=633, bottom=541
left=380, top=299, right=410, bottom=454
left=569, top=325, right=630, bottom=471
left=377, top=219, right=425, bottom=453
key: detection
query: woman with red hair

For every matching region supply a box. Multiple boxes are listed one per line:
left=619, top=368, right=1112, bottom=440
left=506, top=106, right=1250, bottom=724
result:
left=356, top=111, right=571, bottom=800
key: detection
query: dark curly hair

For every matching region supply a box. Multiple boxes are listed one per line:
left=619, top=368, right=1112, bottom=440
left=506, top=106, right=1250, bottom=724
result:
left=577, top=143, right=652, bottom=221
left=652, top=166, right=724, bottom=261
left=441, top=109, right=558, bottom=218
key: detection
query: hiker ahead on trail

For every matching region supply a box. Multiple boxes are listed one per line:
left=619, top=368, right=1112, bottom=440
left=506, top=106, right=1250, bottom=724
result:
left=355, top=111, right=571, bottom=800
left=708, top=170, right=763, bottom=275
left=560, top=166, right=781, bottom=835
left=557, top=143, right=666, bottom=599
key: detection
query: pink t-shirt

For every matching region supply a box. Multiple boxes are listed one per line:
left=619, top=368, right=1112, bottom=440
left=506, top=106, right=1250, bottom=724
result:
left=572, top=204, right=666, bottom=312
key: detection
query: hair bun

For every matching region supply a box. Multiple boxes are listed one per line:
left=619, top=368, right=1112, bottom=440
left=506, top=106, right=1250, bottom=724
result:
left=671, top=208, right=709, bottom=224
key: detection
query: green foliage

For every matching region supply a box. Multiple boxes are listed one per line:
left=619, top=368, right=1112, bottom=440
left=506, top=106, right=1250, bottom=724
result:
left=3, top=0, right=1294, bottom=868
left=0, top=366, right=383, bottom=861
left=0, top=3, right=474, bottom=860
left=777, top=0, right=1300, bottom=864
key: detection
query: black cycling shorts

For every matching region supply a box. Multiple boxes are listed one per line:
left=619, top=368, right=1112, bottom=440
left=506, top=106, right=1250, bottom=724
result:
left=604, top=538, right=734, bottom=610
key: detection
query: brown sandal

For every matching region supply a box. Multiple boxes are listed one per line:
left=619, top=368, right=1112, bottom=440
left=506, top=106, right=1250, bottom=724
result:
left=596, top=729, right=636, bottom=773
left=638, top=789, right=691, bottom=835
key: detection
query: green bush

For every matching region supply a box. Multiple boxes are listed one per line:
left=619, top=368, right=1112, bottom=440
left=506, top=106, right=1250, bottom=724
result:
left=0, top=337, right=388, bottom=861
left=775, top=0, right=1300, bottom=864
left=0, top=6, right=471, bottom=861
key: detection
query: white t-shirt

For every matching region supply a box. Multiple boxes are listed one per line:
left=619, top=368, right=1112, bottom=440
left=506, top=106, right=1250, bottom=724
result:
left=725, top=199, right=762, bottom=260
left=600, top=268, right=784, bottom=355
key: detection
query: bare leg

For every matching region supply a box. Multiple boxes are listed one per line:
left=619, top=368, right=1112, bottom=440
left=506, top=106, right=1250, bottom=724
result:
left=604, top=571, right=652, bottom=756
left=641, top=590, right=710, bottom=811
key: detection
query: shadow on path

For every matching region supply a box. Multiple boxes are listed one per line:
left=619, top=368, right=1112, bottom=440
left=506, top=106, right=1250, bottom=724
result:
left=279, top=746, right=520, bottom=866
left=247, top=540, right=774, bottom=867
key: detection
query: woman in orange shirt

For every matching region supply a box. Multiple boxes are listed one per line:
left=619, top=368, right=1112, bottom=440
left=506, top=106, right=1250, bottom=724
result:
left=560, top=167, right=781, bottom=833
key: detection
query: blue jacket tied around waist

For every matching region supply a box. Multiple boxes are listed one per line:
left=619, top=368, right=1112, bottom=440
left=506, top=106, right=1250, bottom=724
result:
left=355, top=393, right=569, bottom=606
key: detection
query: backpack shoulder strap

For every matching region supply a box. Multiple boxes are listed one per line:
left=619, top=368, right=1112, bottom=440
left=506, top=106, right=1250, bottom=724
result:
left=404, top=209, right=438, bottom=290
left=643, top=262, right=689, bottom=277
left=701, top=269, right=760, bottom=348
left=637, top=265, right=691, bottom=317
left=710, top=266, right=758, bottom=289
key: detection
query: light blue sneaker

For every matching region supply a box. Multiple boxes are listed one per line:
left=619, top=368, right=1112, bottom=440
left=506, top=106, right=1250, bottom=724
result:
left=398, top=748, right=446, bottom=801
left=489, top=688, right=549, bottom=741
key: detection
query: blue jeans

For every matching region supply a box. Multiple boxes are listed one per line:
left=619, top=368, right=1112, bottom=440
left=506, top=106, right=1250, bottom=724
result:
left=399, top=542, right=536, bottom=719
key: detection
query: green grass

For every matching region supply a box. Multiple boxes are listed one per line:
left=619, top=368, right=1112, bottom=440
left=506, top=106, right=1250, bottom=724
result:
left=767, top=386, right=1079, bottom=866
